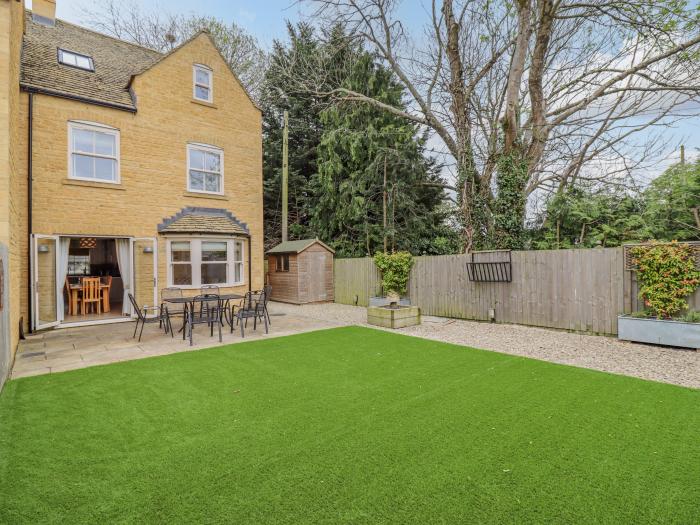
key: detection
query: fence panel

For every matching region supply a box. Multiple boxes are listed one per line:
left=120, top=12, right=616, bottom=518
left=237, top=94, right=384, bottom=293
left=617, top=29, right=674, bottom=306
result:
left=333, top=257, right=380, bottom=307
left=334, top=247, right=700, bottom=334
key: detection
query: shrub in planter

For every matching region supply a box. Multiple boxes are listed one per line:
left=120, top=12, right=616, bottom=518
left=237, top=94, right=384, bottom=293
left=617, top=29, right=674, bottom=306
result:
left=630, top=242, right=700, bottom=318
left=374, top=251, right=414, bottom=301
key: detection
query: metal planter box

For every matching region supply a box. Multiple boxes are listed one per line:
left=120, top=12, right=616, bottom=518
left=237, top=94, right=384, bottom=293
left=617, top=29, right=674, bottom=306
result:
left=618, top=315, right=700, bottom=349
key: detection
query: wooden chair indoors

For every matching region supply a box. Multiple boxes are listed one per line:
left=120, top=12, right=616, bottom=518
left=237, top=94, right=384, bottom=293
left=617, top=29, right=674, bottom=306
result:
left=81, top=277, right=102, bottom=315
left=101, top=276, right=113, bottom=313
left=64, top=277, right=74, bottom=316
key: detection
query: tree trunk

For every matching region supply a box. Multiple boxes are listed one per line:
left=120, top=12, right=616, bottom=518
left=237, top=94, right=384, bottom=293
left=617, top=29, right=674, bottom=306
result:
left=443, top=0, right=487, bottom=251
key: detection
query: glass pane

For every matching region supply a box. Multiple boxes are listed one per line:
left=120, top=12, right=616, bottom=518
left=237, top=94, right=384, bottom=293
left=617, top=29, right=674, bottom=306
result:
left=201, top=263, right=226, bottom=284
left=195, top=85, right=210, bottom=100
left=171, top=242, right=190, bottom=262
left=202, top=241, right=227, bottom=261
left=234, top=262, right=242, bottom=283
left=94, top=131, right=115, bottom=156
left=205, top=152, right=220, bottom=172
left=36, top=238, right=57, bottom=326
left=195, top=68, right=210, bottom=85
left=76, top=55, right=91, bottom=69
left=60, top=51, right=77, bottom=66
left=94, top=158, right=116, bottom=181
left=204, top=173, right=220, bottom=193
left=189, top=170, right=205, bottom=190
left=189, top=148, right=205, bottom=170
left=73, top=154, right=94, bottom=178
left=172, top=264, right=192, bottom=286
left=73, top=129, right=93, bottom=153
left=234, top=241, right=242, bottom=262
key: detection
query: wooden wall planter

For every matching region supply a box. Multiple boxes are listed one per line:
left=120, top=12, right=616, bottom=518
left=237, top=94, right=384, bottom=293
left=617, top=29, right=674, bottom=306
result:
left=618, top=315, right=700, bottom=350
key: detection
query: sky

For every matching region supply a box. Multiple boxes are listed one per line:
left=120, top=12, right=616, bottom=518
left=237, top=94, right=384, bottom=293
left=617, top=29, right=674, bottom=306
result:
left=44, top=0, right=700, bottom=183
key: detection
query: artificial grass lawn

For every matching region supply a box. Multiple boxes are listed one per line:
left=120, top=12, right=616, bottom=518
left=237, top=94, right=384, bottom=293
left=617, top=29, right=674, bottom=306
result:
left=0, top=327, right=698, bottom=524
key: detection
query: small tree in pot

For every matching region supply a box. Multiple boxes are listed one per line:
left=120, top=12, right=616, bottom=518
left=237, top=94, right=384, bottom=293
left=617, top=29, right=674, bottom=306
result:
left=374, top=251, right=414, bottom=304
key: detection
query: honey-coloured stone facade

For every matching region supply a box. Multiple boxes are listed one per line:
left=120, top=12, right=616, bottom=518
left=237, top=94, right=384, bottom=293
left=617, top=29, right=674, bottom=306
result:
left=0, top=7, right=263, bottom=369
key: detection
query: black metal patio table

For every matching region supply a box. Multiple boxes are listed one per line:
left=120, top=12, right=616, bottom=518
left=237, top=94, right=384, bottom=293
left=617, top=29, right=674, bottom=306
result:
left=162, top=293, right=244, bottom=341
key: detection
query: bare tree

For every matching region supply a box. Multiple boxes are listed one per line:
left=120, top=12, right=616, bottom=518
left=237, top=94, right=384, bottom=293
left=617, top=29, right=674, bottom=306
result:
left=292, top=0, right=700, bottom=250
left=82, top=0, right=268, bottom=100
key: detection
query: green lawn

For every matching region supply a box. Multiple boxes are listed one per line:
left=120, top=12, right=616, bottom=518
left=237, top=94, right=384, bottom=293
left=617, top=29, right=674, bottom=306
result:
left=0, top=326, right=698, bottom=524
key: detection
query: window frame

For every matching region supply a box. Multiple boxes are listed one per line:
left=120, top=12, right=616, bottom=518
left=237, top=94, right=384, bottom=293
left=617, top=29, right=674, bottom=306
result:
left=169, top=240, right=193, bottom=287
left=186, top=143, right=224, bottom=195
left=192, top=64, right=213, bottom=103
left=166, top=238, right=245, bottom=289
left=57, top=48, right=95, bottom=71
left=67, top=121, right=120, bottom=184
left=276, top=254, right=290, bottom=272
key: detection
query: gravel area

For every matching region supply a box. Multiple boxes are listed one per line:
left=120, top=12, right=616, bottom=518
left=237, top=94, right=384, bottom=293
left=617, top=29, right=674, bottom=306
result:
left=271, top=301, right=699, bottom=389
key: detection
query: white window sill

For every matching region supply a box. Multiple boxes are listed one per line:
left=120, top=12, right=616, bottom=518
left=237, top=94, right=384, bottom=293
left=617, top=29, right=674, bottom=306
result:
left=167, top=283, right=245, bottom=290
left=62, top=178, right=125, bottom=190
left=183, top=191, right=229, bottom=201
left=191, top=99, right=217, bottom=109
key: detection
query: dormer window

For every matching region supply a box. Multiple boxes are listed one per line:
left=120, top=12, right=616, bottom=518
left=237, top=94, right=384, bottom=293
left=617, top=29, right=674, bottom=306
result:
left=193, top=64, right=213, bottom=102
left=58, top=49, right=94, bottom=71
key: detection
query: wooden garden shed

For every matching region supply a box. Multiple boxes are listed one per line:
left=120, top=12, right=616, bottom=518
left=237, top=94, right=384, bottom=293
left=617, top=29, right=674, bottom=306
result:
left=266, top=239, right=335, bottom=304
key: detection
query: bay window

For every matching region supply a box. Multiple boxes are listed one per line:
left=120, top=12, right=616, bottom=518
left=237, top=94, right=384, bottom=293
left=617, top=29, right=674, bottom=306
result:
left=168, top=239, right=244, bottom=287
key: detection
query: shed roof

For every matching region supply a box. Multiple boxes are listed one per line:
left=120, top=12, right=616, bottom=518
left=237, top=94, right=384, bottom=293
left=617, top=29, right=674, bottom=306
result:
left=267, top=239, right=335, bottom=255
left=158, top=207, right=249, bottom=236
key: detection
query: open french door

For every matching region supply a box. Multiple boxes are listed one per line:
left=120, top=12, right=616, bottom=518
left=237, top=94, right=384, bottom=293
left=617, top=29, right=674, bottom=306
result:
left=130, top=237, right=158, bottom=313
left=31, top=234, right=60, bottom=330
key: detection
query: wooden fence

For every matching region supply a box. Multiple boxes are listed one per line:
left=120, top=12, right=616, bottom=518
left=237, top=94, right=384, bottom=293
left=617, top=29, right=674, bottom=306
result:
left=334, top=247, right=700, bottom=335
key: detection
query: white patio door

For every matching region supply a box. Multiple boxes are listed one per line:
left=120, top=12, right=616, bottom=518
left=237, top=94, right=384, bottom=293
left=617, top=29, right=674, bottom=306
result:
left=31, top=234, right=60, bottom=330
left=130, top=237, right=158, bottom=312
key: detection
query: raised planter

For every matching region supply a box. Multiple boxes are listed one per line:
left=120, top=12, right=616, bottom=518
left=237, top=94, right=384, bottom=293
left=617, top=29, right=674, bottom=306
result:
left=618, top=315, right=700, bottom=349
left=369, top=296, right=411, bottom=308
left=367, top=305, right=421, bottom=329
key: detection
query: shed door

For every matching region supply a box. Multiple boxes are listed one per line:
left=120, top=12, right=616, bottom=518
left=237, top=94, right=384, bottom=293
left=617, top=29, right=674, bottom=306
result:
left=306, top=252, right=327, bottom=301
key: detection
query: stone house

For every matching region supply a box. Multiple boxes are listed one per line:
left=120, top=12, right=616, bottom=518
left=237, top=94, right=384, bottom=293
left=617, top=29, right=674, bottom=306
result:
left=0, top=0, right=263, bottom=387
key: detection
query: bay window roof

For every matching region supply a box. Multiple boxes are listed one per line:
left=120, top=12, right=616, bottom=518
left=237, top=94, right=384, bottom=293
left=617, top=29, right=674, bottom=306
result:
left=157, top=207, right=249, bottom=236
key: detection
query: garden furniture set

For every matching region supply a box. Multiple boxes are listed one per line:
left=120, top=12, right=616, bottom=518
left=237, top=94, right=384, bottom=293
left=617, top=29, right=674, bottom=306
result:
left=128, top=285, right=271, bottom=344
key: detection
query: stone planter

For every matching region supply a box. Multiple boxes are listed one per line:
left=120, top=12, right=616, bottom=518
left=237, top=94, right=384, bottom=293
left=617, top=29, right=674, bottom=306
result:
left=369, top=296, right=410, bottom=307
left=618, top=315, right=700, bottom=349
left=367, top=305, right=421, bottom=329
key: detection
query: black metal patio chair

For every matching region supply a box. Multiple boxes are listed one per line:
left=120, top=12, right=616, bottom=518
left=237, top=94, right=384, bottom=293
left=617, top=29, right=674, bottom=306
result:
left=200, top=285, right=220, bottom=296
left=232, top=290, right=268, bottom=338
left=262, top=284, right=272, bottom=326
left=186, top=294, right=222, bottom=346
left=129, top=293, right=172, bottom=342
left=160, top=287, right=185, bottom=331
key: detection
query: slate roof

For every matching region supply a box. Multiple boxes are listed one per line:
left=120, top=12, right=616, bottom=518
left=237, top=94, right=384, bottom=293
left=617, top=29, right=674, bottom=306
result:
left=267, top=239, right=335, bottom=255
left=158, top=208, right=249, bottom=236
left=20, top=12, right=162, bottom=110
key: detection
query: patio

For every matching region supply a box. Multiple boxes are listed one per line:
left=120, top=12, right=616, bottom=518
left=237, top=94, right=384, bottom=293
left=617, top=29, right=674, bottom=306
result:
left=11, top=301, right=348, bottom=379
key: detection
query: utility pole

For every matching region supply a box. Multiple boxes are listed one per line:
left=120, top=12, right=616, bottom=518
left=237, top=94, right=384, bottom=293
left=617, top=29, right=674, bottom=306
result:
left=680, top=144, right=686, bottom=165
left=282, top=110, right=289, bottom=242
left=383, top=155, right=388, bottom=252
